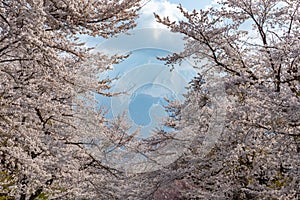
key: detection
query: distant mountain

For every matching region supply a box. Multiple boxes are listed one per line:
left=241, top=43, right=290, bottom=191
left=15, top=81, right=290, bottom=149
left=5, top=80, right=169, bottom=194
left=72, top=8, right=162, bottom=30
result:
left=129, top=93, right=160, bottom=126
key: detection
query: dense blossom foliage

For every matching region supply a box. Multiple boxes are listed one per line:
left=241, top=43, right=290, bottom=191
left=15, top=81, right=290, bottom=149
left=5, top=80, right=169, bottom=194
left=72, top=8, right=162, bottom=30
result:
left=150, top=0, right=299, bottom=199
left=1, top=0, right=299, bottom=199
left=0, top=0, right=141, bottom=199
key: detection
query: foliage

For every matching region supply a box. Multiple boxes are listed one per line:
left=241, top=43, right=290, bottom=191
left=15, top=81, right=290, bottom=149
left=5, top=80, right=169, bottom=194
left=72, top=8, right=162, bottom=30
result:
left=150, top=0, right=300, bottom=199
left=0, top=0, right=141, bottom=199
left=1, top=0, right=299, bottom=199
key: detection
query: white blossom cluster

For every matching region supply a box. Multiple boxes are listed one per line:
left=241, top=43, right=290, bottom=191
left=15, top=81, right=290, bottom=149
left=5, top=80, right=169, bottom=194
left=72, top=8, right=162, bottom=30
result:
left=148, top=0, right=299, bottom=199
left=0, top=0, right=141, bottom=199
left=0, top=0, right=299, bottom=199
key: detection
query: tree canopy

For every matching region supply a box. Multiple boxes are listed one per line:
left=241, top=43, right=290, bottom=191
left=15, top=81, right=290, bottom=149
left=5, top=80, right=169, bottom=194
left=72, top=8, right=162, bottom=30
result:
left=0, top=0, right=299, bottom=199
left=152, top=0, right=299, bottom=199
left=0, top=0, right=141, bottom=199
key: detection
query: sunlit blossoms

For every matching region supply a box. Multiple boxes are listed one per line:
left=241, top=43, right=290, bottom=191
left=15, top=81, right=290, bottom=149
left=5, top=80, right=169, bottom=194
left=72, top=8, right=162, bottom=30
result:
left=0, top=0, right=141, bottom=198
left=0, top=0, right=299, bottom=199
left=152, top=0, right=299, bottom=199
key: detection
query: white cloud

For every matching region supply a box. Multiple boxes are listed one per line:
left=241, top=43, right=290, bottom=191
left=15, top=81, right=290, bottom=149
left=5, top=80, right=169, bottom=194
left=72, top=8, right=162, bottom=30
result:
left=205, top=0, right=220, bottom=9
left=137, top=0, right=185, bottom=29
left=94, top=28, right=185, bottom=55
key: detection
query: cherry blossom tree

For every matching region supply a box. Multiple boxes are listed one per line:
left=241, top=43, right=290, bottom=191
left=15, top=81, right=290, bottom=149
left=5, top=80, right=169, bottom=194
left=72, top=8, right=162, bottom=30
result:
left=150, top=0, right=299, bottom=199
left=0, top=0, right=142, bottom=199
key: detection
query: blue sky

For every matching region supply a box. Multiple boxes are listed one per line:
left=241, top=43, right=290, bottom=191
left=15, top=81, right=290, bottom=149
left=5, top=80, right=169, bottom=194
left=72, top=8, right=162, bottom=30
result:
left=91, top=0, right=215, bottom=138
